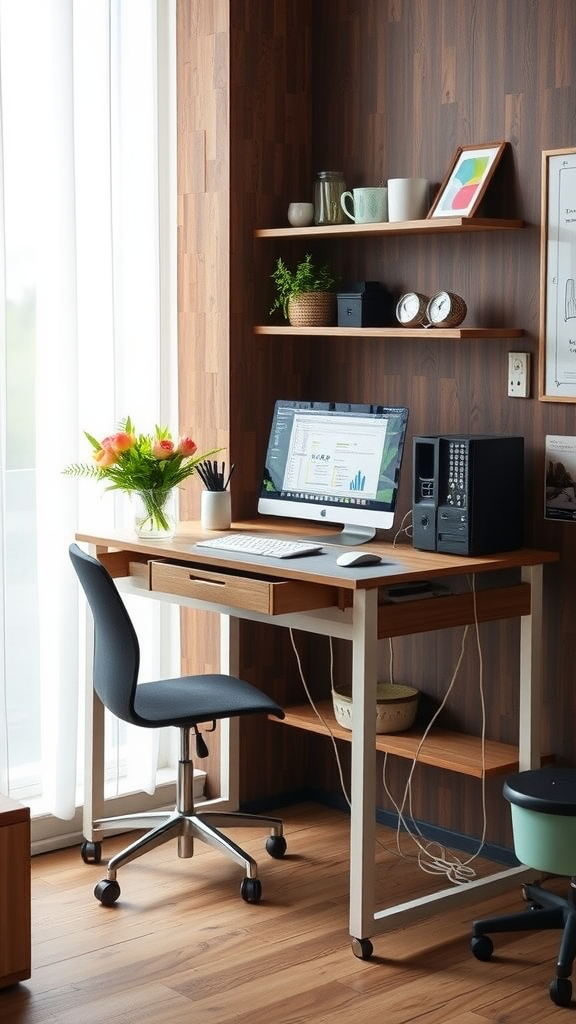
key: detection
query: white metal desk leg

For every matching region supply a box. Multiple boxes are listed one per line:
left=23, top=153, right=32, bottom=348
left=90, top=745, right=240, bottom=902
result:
left=518, top=564, right=543, bottom=771
left=218, top=613, right=240, bottom=810
left=82, top=602, right=106, bottom=847
left=348, top=588, right=379, bottom=957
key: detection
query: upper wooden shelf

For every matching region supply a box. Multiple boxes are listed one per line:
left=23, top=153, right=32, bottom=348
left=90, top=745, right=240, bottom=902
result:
left=254, top=217, right=524, bottom=240
left=255, top=325, right=524, bottom=339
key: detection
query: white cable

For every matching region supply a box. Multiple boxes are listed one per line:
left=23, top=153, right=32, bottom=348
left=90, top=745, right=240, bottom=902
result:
left=289, top=628, right=351, bottom=809
left=381, top=572, right=489, bottom=883
left=289, top=525, right=490, bottom=887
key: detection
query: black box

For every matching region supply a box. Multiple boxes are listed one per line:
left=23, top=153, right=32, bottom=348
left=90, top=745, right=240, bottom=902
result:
left=337, top=281, right=394, bottom=328
left=412, top=434, right=524, bottom=555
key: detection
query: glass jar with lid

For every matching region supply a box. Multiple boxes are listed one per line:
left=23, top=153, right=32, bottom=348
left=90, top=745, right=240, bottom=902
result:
left=314, top=170, right=346, bottom=225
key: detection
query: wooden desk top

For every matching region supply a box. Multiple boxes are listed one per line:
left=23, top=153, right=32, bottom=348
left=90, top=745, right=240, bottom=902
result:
left=75, top=519, right=559, bottom=592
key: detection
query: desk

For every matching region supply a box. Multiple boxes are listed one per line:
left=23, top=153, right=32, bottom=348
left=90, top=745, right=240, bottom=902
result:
left=76, top=520, right=557, bottom=957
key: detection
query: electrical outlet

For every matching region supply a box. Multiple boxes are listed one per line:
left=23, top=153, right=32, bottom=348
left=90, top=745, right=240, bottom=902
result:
left=508, top=352, right=531, bottom=398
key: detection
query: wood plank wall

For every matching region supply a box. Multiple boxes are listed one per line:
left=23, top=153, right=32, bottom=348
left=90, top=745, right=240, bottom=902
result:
left=177, top=0, right=576, bottom=849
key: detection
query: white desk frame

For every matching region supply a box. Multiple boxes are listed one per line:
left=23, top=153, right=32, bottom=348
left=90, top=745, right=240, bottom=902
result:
left=78, top=527, right=552, bottom=953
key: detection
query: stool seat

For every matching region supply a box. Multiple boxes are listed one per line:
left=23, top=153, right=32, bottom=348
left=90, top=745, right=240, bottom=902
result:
left=504, top=768, right=576, bottom=815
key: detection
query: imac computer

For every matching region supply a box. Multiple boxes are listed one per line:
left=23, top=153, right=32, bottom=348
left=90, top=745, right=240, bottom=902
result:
left=258, top=400, right=409, bottom=544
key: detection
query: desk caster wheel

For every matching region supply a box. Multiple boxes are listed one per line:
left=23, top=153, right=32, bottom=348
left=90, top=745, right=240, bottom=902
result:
left=240, top=877, right=262, bottom=904
left=550, top=977, right=572, bottom=1007
left=351, top=937, right=373, bottom=960
left=266, top=835, right=287, bottom=858
left=470, top=935, right=493, bottom=961
left=94, top=878, right=121, bottom=906
left=81, top=840, right=102, bottom=864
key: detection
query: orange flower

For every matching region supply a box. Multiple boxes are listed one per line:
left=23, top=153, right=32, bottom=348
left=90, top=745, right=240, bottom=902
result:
left=93, top=445, right=118, bottom=468
left=108, top=431, right=135, bottom=453
left=152, top=438, right=175, bottom=460
left=177, top=435, right=198, bottom=457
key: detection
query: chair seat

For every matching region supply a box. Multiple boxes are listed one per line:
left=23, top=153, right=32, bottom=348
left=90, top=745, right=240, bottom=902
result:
left=133, top=674, right=285, bottom=727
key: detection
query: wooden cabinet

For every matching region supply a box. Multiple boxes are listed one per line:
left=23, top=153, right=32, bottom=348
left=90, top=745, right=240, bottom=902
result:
left=0, top=795, right=31, bottom=989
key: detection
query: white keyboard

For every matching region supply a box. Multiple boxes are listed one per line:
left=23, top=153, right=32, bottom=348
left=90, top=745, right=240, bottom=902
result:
left=196, top=533, right=323, bottom=559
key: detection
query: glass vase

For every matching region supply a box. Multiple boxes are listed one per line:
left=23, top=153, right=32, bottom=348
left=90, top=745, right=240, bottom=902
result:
left=133, top=488, right=177, bottom=539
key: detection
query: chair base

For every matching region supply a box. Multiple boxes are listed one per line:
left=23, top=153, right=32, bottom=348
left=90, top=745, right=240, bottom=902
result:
left=83, top=732, right=286, bottom=906
left=92, top=806, right=284, bottom=880
left=471, top=879, right=576, bottom=1007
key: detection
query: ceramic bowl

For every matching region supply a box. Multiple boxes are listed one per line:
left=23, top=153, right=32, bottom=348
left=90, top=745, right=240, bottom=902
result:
left=332, top=682, right=419, bottom=734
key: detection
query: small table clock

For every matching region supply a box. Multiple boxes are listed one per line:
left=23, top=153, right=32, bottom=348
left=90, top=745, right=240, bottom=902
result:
left=395, top=292, right=430, bottom=327
left=426, top=290, right=467, bottom=327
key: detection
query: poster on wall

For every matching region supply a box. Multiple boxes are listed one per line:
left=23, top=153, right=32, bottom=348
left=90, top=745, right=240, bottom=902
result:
left=539, top=148, right=576, bottom=401
left=545, top=435, right=576, bottom=521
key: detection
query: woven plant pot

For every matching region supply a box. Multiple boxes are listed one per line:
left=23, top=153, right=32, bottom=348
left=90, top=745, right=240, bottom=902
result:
left=287, top=291, right=337, bottom=327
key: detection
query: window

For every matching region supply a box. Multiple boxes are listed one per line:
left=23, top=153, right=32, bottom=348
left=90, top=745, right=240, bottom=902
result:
left=0, top=0, right=179, bottom=848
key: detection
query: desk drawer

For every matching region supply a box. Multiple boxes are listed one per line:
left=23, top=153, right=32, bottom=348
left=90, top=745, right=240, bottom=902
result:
left=149, top=560, right=337, bottom=616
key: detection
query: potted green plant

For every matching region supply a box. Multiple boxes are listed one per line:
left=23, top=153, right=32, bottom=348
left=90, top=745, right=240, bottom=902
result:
left=269, top=252, right=337, bottom=327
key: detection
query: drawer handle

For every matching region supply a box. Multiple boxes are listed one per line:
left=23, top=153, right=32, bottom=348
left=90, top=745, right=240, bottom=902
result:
left=188, top=573, right=225, bottom=587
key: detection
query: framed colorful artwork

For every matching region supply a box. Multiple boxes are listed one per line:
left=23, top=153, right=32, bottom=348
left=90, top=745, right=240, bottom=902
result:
left=428, top=141, right=507, bottom=219
left=539, top=148, right=576, bottom=402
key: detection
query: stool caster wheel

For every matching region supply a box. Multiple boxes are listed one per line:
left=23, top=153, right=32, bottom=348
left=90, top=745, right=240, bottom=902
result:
left=240, top=877, right=262, bottom=904
left=81, top=840, right=102, bottom=864
left=94, top=878, right=121, bottom=906
left=351, top=937, right=373, bottom=960
left=550, top=977, right=572, bottom=1007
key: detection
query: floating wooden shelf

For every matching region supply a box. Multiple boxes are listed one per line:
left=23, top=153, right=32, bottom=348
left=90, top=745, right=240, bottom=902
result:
left=272, top=701, right=553, bottom=778
left=255, top=325, right=524, bottom=339
left=255, top=217, right=524, bottom=240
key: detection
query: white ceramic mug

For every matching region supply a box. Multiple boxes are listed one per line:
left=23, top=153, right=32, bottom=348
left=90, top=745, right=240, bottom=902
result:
left=201, top=490, right=231, bottom=530
left=340, top=186, right=388, bottom=224
left=387, top=178, right=430, bottom=222
left=287, top=202, right=314, bottom=227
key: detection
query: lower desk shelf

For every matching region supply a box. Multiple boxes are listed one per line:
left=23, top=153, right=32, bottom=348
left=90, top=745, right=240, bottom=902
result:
left=272, top=701, right=553, bottom=778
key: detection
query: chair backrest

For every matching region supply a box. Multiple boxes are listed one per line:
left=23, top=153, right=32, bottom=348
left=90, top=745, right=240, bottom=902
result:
left=69, top=543, right=141, bottom=725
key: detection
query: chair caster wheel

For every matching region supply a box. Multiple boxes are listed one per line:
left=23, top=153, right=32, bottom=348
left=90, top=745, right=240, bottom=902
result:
left=351, top=937, right=373, bottom=960
left=470, top=935, right=494, bottom=961
left=550, top=977, right=572, bottom=1007
left=94, top=878, right=121, bottom=906
left=266, top=834, right=287, bottom=859
left=81, top=840, right=102, bottom=864
left=240, top=877, right=262, bottom=904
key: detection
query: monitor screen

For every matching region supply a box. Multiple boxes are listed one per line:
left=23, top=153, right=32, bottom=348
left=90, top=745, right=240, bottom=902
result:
left=258, top=400, right=409, bottom=544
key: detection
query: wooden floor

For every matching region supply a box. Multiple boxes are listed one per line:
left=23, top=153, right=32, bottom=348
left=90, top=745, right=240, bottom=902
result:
left=2, top=802, right=570, bottom=1023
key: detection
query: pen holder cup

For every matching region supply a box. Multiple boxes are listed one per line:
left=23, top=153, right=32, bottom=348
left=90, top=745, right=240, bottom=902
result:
left=201, top=490, right=232, bottom=530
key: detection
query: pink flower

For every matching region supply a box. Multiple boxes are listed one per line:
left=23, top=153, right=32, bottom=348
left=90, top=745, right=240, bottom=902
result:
left=177, top=435, right=197, bottom=457
left=93, top=445, right=118, bottom=468
left=152, top=438, right=175, bottom=460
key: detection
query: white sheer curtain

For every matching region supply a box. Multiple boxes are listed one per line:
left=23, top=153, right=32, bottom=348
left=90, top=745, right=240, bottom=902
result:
left=0, top=0, right=177, bottom=826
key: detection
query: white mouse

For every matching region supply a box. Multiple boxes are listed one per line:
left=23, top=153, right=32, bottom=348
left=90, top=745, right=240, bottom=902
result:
left=336, top=550, right=383, bottom=568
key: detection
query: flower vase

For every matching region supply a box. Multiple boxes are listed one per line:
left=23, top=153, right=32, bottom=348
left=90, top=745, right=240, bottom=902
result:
left=133, top=488, right=177, bottom=539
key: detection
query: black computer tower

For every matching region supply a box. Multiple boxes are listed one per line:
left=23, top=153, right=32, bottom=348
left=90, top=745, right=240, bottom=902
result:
left=412, top=434, right=524, bottom=555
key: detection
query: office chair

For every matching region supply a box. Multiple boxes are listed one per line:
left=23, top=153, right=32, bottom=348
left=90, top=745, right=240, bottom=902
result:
left=471, top=768, right=576, bottom=1007
left=69, top=543, right=287, bottom=907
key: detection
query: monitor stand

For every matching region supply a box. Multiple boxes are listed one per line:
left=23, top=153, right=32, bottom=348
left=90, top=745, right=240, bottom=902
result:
left=303, top=524, right=377, bottom=546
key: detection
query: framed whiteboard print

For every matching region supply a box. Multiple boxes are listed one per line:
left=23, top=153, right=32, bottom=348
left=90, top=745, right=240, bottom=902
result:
left=428, top=141, right=507, bottom=219
left=539, top=148, right=576, bottom=402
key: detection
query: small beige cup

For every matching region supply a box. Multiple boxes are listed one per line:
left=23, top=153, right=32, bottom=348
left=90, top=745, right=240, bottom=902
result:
left=387, top=178, right=430, bottom=221
left=201, top=490, right=231, bottom=530
left=287, top=202, right=314, bottom=227
left=340, top=186, right=388, bottom=224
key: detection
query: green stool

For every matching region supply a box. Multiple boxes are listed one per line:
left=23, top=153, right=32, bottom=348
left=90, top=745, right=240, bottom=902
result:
left=471, top=768, right=576, bottom=1008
